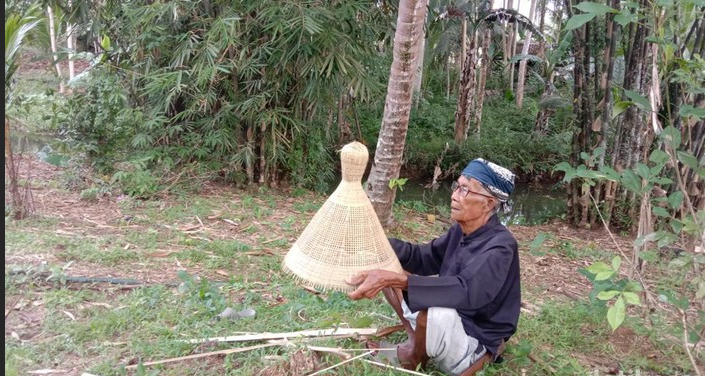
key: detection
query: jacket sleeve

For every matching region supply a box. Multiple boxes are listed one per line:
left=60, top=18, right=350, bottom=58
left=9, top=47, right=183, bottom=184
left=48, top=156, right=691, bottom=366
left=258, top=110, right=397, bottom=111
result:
left=406, top=242, right=516, bottom=312
left=389, top=231, right=451, bottom=276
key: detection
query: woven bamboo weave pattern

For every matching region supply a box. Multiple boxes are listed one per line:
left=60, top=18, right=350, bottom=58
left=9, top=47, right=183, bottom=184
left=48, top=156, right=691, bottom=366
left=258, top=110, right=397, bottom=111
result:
left=282, top=142, right=403, bottom=292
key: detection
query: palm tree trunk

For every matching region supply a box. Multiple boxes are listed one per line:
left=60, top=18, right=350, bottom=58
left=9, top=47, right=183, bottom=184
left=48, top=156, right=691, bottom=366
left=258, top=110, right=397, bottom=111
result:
left=516, top=0, right=538, bottom=109
left=46, top=6, right=65, bottom=94
left=474, top=27, right=492, bottom=138
left=366, top=0, right=428, bottom=227
left=504, top=0, right=514, bottom=90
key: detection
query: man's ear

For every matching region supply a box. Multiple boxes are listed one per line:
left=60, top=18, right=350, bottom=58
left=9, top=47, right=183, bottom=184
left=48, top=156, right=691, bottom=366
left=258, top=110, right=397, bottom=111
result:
left=485, top=198, right=497, bottom=213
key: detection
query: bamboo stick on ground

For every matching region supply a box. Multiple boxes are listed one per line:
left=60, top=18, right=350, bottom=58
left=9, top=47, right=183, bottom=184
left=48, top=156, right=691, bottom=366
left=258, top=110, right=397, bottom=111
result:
left=184, top=327, right=379, bottom=344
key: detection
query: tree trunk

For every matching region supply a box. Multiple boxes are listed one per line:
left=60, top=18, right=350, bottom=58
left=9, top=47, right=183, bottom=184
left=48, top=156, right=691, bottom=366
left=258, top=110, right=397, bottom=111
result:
left=259, top=122, right=266, bottom=185
left=474, top=27, right=492, bottom=138
left=592, top=0, right=620, bottom=226
left=516, top=0, right=538, bottom=109
left=366, top=0, right=428, bottom=228
left=46, top=6, right=65, bottom=94
left=413, top=34, right=426, bottom=107
left=454, top=34, right=477, bottom=142
left=538, top=0, right=547, bottom=59
left=504, top=0, right=514, bottom=90
left=338, top=91, right=352, bottom=144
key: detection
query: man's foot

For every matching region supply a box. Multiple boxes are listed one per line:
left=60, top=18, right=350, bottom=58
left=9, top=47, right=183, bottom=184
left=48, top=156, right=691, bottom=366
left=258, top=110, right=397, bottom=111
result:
left=365, top=340, right=400, bottom=365
left=397, top=339, right=429, bottom=371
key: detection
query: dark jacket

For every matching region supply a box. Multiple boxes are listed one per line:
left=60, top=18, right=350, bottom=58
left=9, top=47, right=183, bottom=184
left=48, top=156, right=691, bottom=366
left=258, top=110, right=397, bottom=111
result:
left=390, top=214, right=521, bottom=356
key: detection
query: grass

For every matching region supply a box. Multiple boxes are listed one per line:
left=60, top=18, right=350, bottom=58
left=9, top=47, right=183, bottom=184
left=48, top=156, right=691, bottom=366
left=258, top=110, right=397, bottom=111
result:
left=5, top=179, right=701, bottom=376
left=4, top=56, right=701, bottom=375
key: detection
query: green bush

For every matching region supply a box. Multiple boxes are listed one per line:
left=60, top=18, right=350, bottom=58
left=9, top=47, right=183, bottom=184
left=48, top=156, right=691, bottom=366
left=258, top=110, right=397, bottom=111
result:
left=56, top=67, right=141, bottom=174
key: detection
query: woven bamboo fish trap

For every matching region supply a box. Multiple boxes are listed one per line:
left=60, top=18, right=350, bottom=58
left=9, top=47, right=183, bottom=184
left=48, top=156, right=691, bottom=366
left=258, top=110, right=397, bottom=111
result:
left=282, top=141, right=403, bottom=292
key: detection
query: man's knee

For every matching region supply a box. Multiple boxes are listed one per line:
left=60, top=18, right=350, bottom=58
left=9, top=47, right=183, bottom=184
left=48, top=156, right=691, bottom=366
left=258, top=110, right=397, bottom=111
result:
left=425, top=307, right=462, bottom=357
left=428, top=307, right=458, bottom=326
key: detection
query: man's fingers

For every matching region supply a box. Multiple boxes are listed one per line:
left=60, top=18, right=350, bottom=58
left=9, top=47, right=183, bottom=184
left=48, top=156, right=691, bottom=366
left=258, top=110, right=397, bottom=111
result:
left=345, top=272, right=367, bottom=285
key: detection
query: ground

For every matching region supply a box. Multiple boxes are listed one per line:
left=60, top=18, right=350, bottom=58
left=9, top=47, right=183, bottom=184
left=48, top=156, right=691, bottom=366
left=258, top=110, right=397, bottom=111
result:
left=5, top=155, right=701, bottom=376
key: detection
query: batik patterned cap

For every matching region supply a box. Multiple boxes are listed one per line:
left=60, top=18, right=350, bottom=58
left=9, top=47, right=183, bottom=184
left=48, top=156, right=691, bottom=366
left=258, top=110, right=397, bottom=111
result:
left=461, top=158, right=516, bottom=202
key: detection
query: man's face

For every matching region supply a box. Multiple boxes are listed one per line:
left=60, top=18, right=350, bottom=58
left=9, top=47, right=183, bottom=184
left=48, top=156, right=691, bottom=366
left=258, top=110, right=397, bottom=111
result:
left=450, top=176, right=495, bottom=223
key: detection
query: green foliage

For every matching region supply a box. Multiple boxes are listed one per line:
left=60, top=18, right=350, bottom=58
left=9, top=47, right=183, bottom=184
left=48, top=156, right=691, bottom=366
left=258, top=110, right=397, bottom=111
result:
left=56, top=67, right=141, bottom=173
left=581, top=256, right=642, bottom=331
left=5, top=11, right=41, bottom=106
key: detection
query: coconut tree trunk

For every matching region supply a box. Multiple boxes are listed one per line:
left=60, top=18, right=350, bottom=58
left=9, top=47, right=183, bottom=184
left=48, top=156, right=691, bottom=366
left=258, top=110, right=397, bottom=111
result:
left=460, top=17, right=467, bottom=88
left=516, top=0, right=538, bottom=109
left=538, top=0, right=547, bottom=58
left=366, top=0, right=428, bottom=228
left=474, top=26, right=492, bottom=138
left=504, top=0, right=514, bottom=90
left=46, top=5, right=65, bottom=94
left=413, top=33, right=426, bottom=105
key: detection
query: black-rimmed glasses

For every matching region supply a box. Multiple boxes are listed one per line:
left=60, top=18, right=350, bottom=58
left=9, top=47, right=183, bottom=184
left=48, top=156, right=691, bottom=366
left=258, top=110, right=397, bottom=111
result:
left=451, top=181, right=495, bottom=199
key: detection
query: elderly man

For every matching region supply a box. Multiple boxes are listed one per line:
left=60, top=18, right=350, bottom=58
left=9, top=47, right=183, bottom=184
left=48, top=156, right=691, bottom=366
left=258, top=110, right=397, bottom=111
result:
left=347, top=158, right=521, bottom=376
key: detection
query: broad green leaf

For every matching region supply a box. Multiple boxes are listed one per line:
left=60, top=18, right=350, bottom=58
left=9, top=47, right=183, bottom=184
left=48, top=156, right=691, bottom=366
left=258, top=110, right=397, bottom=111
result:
left=660, top=126, right=681, bottom=149
left=622, top=291, right=641, bottom=305
left=575, top=2, right=618, bottom=14
left=597, top=290, right=620, bottom=300
left=676, top=151, right=701, bottom=170
left=638, top=250, right=659, bottom=262
left=553, top=162, right=574, bottom=173
left=598, top=166, right=621, bottom=181
left=651, top=206, right=670, bottom=217
left=612, top=101, right=632, bottom=119
left=586, top=261, right=613, bottom=275
left=656, top=0, right=674, bottom=6
left=667, top=191, right=684, bottom=209
left=620, top=170, right=642, bottom=194
left=611, top=256, right=621, bottom=272
left=636, top=163, right=650, bottom=180
left=679, top=104, right=705, bottom=120
left=648, top=149, right=669, bottom=165
left=634, top=232, right=658, bottom=247
left=101, top=35, right=112, bottom=51
left=669, top=257, right=691, bottom=268
left=625, top=90, right=651, bottom=111
left=607, top=297, right=626, bottom=331
left=565, top=13, right=597, bottom=31
left=614, top=9, right=637, bottom=26
left=656, top=232, right=677, bottom=248
left=670, top=219, right=684, bottom=234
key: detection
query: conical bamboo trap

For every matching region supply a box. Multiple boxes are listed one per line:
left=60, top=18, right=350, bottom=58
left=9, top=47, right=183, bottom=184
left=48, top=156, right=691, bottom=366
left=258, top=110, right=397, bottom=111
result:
left=282, top=141, right=403, bottom=292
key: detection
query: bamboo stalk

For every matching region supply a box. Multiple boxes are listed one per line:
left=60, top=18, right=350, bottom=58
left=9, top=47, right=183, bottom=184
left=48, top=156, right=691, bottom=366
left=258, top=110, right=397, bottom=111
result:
left=125, top=342, right=279, bottom=369
left=183, top=327, right=379, bottom=344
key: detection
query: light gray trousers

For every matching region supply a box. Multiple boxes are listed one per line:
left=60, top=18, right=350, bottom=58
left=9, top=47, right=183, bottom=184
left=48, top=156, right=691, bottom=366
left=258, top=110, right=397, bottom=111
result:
left=402, top=301, right=486, bottom=376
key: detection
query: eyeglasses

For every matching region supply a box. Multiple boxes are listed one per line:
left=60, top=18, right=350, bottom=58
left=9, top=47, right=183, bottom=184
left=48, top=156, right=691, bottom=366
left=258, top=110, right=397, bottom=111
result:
left=451, top=181, right=495, bottom=199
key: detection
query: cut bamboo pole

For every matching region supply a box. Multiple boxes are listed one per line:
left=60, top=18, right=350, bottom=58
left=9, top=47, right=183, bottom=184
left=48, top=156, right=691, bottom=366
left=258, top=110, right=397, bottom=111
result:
left=184, top=327, right=380, bottom=344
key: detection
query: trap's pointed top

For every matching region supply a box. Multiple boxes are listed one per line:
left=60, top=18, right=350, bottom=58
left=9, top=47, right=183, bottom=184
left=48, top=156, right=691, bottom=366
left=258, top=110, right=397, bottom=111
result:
left=282, top=141, right=403, bottom=292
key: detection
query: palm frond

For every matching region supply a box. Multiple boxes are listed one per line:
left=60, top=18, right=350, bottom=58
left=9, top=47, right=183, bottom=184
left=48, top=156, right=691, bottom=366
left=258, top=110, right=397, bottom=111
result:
left=481, top=8, right=545, bottom=41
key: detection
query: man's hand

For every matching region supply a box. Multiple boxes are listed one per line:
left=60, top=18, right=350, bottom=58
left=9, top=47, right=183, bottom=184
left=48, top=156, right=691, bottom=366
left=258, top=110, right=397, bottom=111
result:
left=346, top=269, right=408, bottom=300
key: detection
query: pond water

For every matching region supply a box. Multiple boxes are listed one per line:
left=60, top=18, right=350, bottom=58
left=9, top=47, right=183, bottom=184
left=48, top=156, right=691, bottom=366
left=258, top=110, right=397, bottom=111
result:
left=9, top=131, right=68, bottom=167
left=11, top=131, right=565, bottom=225
left=394, top=179, right=565, bottom=226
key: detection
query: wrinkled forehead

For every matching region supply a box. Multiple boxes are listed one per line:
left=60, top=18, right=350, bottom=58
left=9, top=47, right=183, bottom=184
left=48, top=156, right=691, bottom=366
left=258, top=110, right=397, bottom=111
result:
left=458, top=176, right=487, bottom=191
